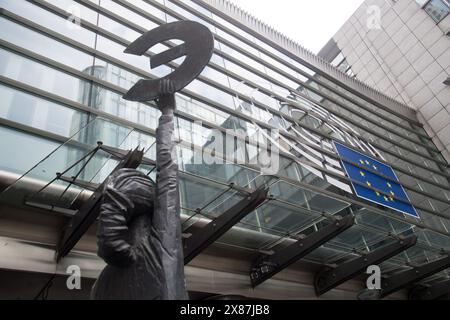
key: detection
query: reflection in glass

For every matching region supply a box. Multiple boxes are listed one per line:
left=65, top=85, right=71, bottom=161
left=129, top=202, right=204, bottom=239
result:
left=0, top=0, right=97, bottom=47
left=0, top=18, right=94, bottom=72
left=424, top=0, right=450, bottom=22
left=0, top=126, right=60, bottom=176
left=0, top=85, right=88, bottom=137
left=0, top=48, right=91, bottom=104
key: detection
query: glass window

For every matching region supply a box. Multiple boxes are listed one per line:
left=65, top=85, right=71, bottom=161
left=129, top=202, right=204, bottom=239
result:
left=416, top=0, right=430, bottom=6
left=424, top=0, right=450, bottom=23
left=0, top=0, right=97, bottom=47
left=42, top=0, right=100, bottom=25
left=331, top=52, right=344, bottom=67
left=99, top=0, right=165, bottom=26
left=217, top=41, right=265, bottom=73
left=185, top=79, right=236, bottom=110
left=95, top=35, right=151, bottom=73
left=97, top=13, right=142, bottom=42
left=0, top=18, right=94, bottom=72
left=90, top=58, right=242, bottom=132
left=0, top=85, right=88, bottom=137
left=180, top=0, right=213, bottom=18
left=242, top=201, right=317, bottom=236
left=0, top=125, right=60, bottom=175
left=0, top=48, right=91, bottom=105
left=164, top=0, right=216, bottom=31
left=0, top=117, right=154, bottom=187
left=176, top=93, right=230, bottom=127
left=200, top=65, right=231, bottom=88
left=337, top=59, right=350, bottom=73
left=90, top=84, right=160, bottom=130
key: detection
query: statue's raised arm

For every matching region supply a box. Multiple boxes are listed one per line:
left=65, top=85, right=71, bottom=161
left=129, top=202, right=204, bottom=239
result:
left=153, top=79, right=187, bottom=300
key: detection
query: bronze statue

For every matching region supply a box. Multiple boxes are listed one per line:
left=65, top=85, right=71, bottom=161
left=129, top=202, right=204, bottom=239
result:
left=91, top=21, right=214, bottom=300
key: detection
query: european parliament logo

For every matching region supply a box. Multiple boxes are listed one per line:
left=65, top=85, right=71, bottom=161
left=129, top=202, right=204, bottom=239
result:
left=334, top=142, right=419, bottom=219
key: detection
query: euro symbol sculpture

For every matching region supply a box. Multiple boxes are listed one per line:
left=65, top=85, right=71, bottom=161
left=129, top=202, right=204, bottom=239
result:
left=123, top=20, right=214, bottom=102
left=91, top=21, right=214, bottom=300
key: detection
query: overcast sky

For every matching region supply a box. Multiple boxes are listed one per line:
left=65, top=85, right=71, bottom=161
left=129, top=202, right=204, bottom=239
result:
left=227, top=0, right=365, bottom=53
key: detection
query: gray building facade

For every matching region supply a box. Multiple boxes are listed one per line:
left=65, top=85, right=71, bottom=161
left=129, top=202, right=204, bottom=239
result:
left=320, top=0, right=450, bottom=162
left=0, top=0, right=450, bottom=300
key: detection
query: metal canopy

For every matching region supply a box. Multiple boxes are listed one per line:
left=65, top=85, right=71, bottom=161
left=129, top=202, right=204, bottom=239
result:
left=1, top=109, right=449, bottom=298
left=56, top=144, right=149, bottom=261
left=183, top=187, right=268, bottom=264
left=409, top=278, right=450, bottom=300
left=250, top=215, right=355, bottom=287
left=314, top=235, right=417, bottom=296
left=379, top=255, right=450, bottom=299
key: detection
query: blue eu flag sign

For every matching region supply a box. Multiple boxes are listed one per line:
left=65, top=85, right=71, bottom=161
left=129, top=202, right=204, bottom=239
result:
left=334, top=141, right=419, bottom=219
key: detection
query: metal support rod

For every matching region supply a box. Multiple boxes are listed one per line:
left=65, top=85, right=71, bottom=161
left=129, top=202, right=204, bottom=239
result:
left=314, top=235, right=417, bottom=296
left=184, top=187, right=268, bottom=264
left=250, top=214, right=355, bottom=287
left=379, top=255, right=450, bottom=299
left=56, top=144, right=100, bottom=202
left=57, top=175, right=99, bottom=191
left=199, top=184, right=235, bottom=212
left=30, top=146, right=99, bottom=198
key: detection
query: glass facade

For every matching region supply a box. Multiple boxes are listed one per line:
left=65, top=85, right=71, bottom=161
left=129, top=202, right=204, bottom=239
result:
left=1, top=0, right=450, bottom=290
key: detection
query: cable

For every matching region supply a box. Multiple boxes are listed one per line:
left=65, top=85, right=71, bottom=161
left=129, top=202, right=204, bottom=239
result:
left=33, top=272, right=57, bottom=300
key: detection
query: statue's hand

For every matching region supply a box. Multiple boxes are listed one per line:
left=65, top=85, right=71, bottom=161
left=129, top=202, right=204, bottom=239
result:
left=98, top=239, right=138, bottom=268
left=157, top=79, right=176, bottom=114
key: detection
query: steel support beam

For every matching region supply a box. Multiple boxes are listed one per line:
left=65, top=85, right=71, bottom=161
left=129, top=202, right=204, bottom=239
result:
left=56, top=148, right=144, bottom=261
left=444, top=77, right=450, bottom=86
left=250, top=215, right=355, bottom=287
left=409, top=278, right=450, bottom=300
left=379, top=255, right=450, bottom=299
left=184, top=187, right=268, bottom=264
left=314, top=235, right=417, bottom=296
left=58, top=175, right=99, bottom=192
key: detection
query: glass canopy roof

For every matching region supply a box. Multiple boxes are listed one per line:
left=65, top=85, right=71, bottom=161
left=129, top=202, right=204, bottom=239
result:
left=1, top=116, right=449, bottom=282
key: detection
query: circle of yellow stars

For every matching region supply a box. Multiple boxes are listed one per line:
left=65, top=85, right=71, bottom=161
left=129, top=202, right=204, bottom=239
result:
left=358, top=158, right=395, bottom=203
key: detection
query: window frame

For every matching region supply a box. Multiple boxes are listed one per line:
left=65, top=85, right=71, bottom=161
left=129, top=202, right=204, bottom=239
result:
left=422, top=0, right=450, bottom=23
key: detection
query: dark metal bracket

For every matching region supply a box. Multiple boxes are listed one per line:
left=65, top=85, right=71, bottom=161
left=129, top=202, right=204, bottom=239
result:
left=55, top=146, right=145, bottom=261
left=314, top=235, right=417, bottom=296
left=444, top=77, right=450, bottom=86
left=409, top=278, right=450, bottom=300
left=183, top=187, right=268, bottom=265
left=250, top=215, right=355, bottom=287
left=379, top=254, right=450, bottom=299
left=57, top=175, right=99, bottom=192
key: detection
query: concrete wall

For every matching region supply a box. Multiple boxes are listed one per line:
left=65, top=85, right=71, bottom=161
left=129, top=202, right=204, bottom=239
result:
left=332, top=0, right=450, bottom=161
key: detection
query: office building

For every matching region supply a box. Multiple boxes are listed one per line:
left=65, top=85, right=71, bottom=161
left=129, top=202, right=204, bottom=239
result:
left=0, top=0, right=450, bottom=300
left=319, top=0, right=450, bottom=161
